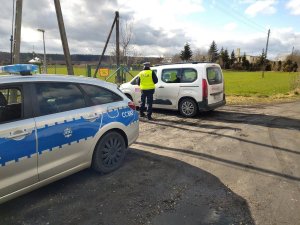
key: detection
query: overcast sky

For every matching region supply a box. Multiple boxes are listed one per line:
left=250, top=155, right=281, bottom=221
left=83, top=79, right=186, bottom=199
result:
left=0, top=0, right=299, bottom=59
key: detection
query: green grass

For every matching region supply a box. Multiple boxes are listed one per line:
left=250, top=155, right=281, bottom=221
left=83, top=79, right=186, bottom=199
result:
left=47, top=65, right=87, bottom=76
left=47, top=65, right=139, bottom=82
left=2, top=65, right=299, bottom=102
left=223, top=71, right=300, bottom=97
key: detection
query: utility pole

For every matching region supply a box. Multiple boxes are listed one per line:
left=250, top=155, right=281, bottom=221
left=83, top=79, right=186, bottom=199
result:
left=115, top=11, right=120, bottom=82
left=13, top=0, right=23, bottom=64
left=54, top=0, right=74, bottom=75
left=93, top=11, right=120, bottom=81
left=10, top=0, right=15, bottom=64
left=262, top=29, right=270, bottom=78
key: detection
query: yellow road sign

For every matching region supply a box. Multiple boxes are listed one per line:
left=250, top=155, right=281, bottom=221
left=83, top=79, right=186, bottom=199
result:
left=99, top=68, right=109, bottom=77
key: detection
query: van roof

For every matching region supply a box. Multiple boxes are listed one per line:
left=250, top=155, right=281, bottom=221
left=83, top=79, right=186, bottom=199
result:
left=151, top=62, right=220, bottom=69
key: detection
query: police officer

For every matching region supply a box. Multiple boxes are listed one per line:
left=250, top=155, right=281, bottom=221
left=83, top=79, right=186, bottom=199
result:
left=137, top=62, right=158, bottom=120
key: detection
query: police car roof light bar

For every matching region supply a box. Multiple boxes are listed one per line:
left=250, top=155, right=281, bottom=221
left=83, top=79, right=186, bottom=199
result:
left=0, top=64, right=38, bottom=75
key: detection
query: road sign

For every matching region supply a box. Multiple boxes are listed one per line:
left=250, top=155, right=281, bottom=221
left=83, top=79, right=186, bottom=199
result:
left=99, top=68, right=109, bottom=77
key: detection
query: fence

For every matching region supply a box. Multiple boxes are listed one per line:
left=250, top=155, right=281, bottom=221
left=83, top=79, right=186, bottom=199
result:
left=46, top=64, right=141, bottom=84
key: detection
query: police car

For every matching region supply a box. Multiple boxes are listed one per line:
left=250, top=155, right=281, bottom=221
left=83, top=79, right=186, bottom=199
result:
left=0, top=64, right=139, bottom=203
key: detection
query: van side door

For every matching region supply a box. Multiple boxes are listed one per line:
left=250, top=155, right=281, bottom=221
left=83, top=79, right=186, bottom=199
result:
left=154, top=68, right=181, bottom=109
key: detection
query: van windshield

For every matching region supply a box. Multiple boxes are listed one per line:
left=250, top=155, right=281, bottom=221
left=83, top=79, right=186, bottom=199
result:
left=206, top=67, right=223, bottom=85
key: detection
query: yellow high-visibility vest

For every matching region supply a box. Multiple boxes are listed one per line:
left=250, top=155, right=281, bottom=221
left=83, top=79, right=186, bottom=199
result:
left=139, top=70, right=155, bottom=90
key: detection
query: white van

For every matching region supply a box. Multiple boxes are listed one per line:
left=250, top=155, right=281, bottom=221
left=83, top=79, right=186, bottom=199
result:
left=120, top=63, right=226, bottom=117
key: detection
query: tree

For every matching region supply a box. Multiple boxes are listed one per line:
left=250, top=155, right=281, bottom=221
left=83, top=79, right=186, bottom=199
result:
left=208, top=41, right=219, bottom=62
left=241, top=52, right=250, bottom=70
left=193, top=48, right=207, bottom=62
left=283, top=59, right=293, bottom=72
left=110, top=20, right=134, bottom=66
left=292, top=62, right=298, bottom=72
left=277, top=60, right=282, bottom=71
left=256, top=49, right=265, bottom=69
left=230, top=50, right=236, bottom=67
left=219, top=47, right=224, bottom=68
left=219, top=47, right=230, bottom=69
left=121, top=20, right=133, bottom=65
left=180, top=43, right=193, bottom=62
left=286, top=51, right=300, bottom=72
left=223, top=49, right=230, bottom=69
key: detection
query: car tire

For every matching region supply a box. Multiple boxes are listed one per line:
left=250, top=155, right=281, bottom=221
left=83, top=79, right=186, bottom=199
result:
left=92, top=131, right=126, bottom=174
left=179, top=98, right=198, bottom=117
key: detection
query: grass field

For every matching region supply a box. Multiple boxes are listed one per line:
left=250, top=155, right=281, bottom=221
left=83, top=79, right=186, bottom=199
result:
left=222, top=71, right=300, bottom=104
left=223, top=71, right=300, bottom=96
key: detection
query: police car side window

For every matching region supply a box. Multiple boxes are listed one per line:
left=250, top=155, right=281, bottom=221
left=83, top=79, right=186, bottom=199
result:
left=36, top=83, right=86, bottom=116
left=80, top=84, right=123, bottom=106
left=0, top=88, right=22, bottom=123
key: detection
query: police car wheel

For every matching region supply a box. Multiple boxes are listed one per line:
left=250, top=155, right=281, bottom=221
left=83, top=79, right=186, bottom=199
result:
left=92, top=131, right=126, bottom=173
left=179, top=98, right=198, bottom=117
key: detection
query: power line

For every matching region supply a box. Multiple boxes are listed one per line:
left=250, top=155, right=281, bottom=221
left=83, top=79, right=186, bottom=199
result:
left=217, top=2, right=267, bottom=32
left=214, top=2, right=267, bottom=34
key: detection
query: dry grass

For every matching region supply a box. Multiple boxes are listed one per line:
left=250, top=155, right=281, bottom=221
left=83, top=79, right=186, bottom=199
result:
left=227, top=88, right=300, bottom=105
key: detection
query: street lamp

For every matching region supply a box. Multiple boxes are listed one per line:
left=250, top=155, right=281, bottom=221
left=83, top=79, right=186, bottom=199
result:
left=10, top=0, right=15, bottom=64
left=37, top=28, right=47, bottom=73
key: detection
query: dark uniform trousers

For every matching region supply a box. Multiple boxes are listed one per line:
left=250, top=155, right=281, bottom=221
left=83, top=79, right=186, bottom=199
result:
left=140, top=89, right=155, bottom=116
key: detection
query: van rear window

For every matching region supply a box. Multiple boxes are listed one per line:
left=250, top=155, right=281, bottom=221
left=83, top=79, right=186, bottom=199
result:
left=206, top=67, right=223, bottom=85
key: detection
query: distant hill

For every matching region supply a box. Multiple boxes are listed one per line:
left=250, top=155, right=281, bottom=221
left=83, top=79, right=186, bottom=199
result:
left=0, top=52, right=162, bottom=66
left=0, top=52, right=104, bottom=65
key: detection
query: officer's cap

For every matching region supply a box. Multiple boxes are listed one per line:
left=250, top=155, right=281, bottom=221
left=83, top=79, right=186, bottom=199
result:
left=143, top=62, right=151, bottom=67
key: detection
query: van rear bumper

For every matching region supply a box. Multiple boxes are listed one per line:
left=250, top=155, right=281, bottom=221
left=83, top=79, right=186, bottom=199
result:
left=197, top=96, right=226, bottom=111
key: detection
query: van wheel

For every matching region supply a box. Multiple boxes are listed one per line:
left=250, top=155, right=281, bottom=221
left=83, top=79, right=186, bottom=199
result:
left=179, top=98, right=198, bottom=117
left=125, top=94, right=133, bottom=101
left=92, top=131, right=126, bottom=174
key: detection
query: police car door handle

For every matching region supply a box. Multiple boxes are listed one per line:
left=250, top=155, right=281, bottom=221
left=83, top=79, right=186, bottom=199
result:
left=8, top=130, right=31, bottom=139
left=84, top=114, right=98, bottom=121
left=158, top=86, right=164, bottom=88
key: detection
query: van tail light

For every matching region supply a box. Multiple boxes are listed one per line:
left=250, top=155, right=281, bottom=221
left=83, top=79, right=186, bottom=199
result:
left=202, top=79, right=208, bottom=99
left=128, top=101, right=136, bottom=110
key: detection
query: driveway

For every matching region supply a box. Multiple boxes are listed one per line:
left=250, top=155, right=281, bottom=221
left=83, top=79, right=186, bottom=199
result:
left=1, top=101, right=299, bottom=225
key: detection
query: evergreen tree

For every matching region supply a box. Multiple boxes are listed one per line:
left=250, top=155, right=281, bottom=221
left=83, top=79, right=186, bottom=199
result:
left=277, top=61, right=282, bottom=71
left=292, top=62, right=298, bottom=72
left=242, top=52, right=250, bottom=70
left=283, top=59, right=292, bottom=72
left=224, top=49, right=230, bottom=69
left=230, top=50, right=236, bottom=66
left=208, top=41, right=219, bottom=62
left=219, top=47, right=225, bottom=68
left=257, top=49, right=265, bottom=66
left=180, top=43, right=193, bottom=62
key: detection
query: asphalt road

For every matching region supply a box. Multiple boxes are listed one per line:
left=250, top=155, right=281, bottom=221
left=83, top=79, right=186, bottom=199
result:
left=1, top=101, right=299, bottom=225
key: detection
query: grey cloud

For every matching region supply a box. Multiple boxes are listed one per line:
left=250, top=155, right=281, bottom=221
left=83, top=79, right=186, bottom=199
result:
left=0, top=0, right=298, bottom=59
left=133, top=23, right=188, bottom=48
